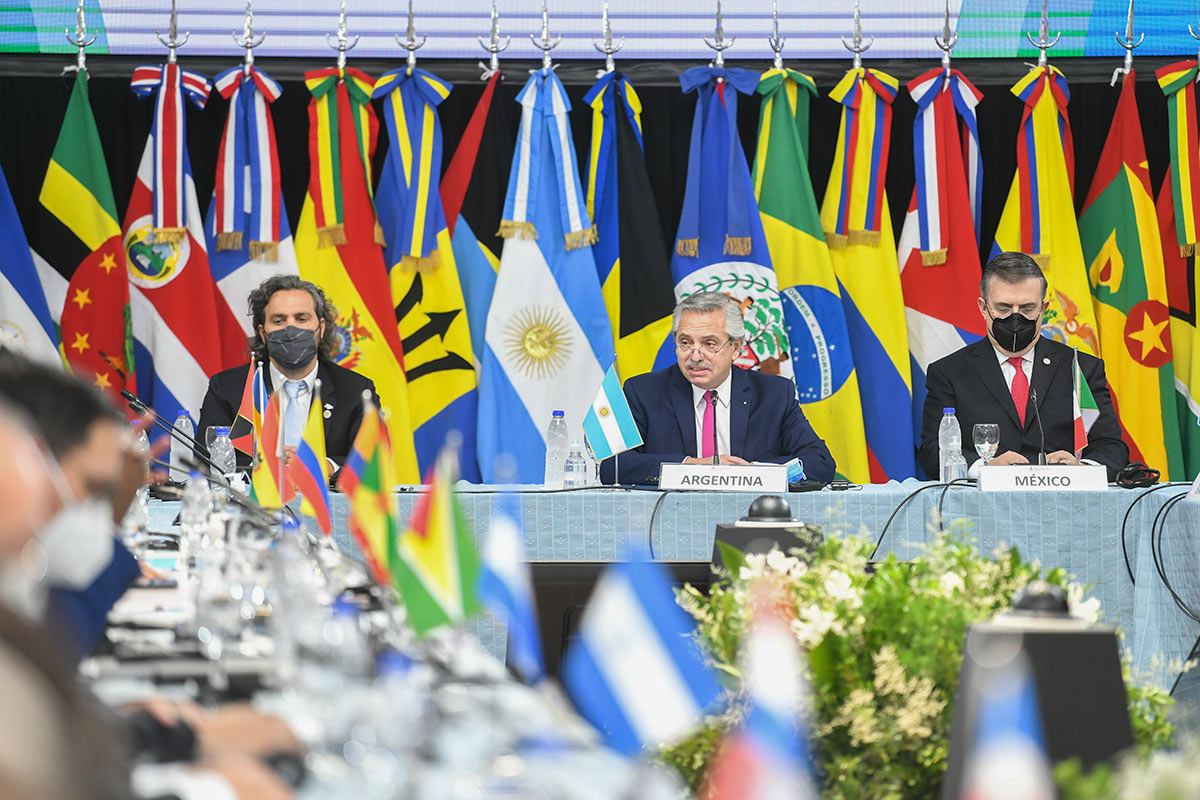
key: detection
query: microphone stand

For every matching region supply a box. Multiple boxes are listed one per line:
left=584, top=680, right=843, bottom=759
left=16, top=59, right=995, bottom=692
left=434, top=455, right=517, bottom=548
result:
left=120, top=389, right=217, bottom=472
left=1029, top=387, right=1047, bottom=465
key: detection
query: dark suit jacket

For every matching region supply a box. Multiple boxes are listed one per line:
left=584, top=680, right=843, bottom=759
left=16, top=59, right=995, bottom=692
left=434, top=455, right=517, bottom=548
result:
left=46, top=537, right=140, bottom=666
left=197, top=359, right=379, bottom=470
left=919, top=337, right=1128, bottom=480
left=599, top=365, right=836, bottom=485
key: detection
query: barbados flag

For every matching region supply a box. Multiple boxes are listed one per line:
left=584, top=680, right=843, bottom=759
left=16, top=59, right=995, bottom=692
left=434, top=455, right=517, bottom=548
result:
left=286, top=378, right=332, bottom=535
left=478, top=68, right=613, bottom=483
left=992, top=65, right=1099, bottom=356
left=754, top=68, right=870, bottom=483
left=1078, top=70, right=1182, bottom=480
left=819, top=67, right=916, bottom=482
left=373, top=66, right=479, bottom=482
left=672, top=66, right=788, bottom=375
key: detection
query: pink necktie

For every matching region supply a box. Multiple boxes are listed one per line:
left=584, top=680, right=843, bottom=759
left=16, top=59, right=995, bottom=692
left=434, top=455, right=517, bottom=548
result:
left=1008, top=356, right=1029, bottom=427
left=701, top=390, right=715, bottom=459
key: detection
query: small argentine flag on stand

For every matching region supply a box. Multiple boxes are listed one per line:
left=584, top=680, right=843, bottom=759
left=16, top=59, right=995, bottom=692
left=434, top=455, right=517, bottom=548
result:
left=1072, top=347, right=1099, bottom=457
left=583, top=364, right=643, bottom=461
left=562, top=556, right=722, bottom=756
left=478, top=492, right=544, bottom=684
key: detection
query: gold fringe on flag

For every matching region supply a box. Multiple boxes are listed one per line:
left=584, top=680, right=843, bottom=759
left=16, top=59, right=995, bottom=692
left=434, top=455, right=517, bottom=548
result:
left=317, top=224, right=348, bottom=248
left=1182, top=243, right=1196, bottom=258
left=153, top=227, right=187, bottom=244
left=497, top=220, right=538, bottom=240
left=921, top=248, right=948, bottom=266
left=1031, top=252, right=1050, bottom=270
left=675, top=238, right=698, bottom=257
left=723, top=236, right=752, bottom=256
left=824, top=230, right=849, bottom=250
left=564, top=225, right=598, bottom=251
left=374, top=222, right=387, bottom=247
left=399, top=250, right=442, bottom=273
left=249, top=241, right=279, bottom=262
left=216, top=231, right=244, bottom=251
left=848, top=229, right=880, bottom=247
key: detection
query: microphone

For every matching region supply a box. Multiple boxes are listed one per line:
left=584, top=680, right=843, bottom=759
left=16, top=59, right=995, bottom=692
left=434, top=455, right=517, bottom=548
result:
left=178, top=454, right=284, bottom=528
left=119, top=388, right=217, bottom=473
left=710, top=391, right=719, bottom=466
left=1029, top=387, right=1047, bottom=465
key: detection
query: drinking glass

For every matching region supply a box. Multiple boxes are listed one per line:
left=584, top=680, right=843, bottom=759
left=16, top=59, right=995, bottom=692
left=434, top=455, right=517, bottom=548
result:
left=973, top=424, right=1000, bottom=466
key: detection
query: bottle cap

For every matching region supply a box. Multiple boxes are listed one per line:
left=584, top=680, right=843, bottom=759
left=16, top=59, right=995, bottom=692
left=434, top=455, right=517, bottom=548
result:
left=177, top=409, right=190, bottom=418
left=214, top=426, right=230, bottom=437
left=552, top=410, right=564, bottom=417
left=943, top=407, right=955, bottom=414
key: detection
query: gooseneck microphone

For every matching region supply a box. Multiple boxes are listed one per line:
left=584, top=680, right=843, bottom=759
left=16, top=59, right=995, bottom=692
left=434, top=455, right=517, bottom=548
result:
left=710, top=391, right=719, bottom=466
left=1029, top=387, right=1047, bottom=465
left=119, top=388, right=219, bottom=473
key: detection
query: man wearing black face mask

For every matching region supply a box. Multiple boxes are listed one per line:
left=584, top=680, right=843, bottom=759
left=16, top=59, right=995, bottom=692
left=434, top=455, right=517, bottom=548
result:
left=918, top=252, right=1128, bottom=480
left=198, top=274, right=379, bottom=473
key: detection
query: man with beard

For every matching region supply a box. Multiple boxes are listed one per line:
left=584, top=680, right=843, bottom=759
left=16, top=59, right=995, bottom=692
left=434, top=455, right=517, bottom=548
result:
left=599, top=292, right=835, bottom=485
left=918, top=251, right=1128, bottom=479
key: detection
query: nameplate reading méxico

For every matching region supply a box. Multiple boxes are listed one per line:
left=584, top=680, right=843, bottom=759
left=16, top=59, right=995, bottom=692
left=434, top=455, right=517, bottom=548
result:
left=978, top=464, right=1108, bottom=492
left=658, top=463, right=790, bottom=492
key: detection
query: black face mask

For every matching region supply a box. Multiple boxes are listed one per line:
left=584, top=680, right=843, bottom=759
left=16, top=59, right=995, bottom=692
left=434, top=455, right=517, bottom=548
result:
left=266, top=325, right=319, bottom=371
left=989, top=310, right=1039, bottom=353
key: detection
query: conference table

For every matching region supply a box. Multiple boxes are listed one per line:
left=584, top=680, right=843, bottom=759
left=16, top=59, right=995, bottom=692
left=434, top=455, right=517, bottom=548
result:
left=148, top=481, right=1200, bottom=703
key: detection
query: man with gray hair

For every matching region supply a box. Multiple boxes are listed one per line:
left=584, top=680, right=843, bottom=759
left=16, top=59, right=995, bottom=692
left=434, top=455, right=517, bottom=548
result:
left=599, top=292, right=834, bottom=484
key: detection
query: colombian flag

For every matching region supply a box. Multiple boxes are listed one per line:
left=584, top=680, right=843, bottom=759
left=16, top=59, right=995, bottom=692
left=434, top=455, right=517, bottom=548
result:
left=754, top=68, right=870, bottom=483
left=992, top=65, right=1099, bottom=356
left=286, top=380, right=332, bottom=535
left=1079, top=71, right=1182, bottom=480
left=819, top=68, right=916, bottom=482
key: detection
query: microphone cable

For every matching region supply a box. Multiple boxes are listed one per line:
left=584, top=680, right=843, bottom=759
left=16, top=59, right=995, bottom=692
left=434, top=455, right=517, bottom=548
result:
left=1118, top=482, right=1189, bottom=584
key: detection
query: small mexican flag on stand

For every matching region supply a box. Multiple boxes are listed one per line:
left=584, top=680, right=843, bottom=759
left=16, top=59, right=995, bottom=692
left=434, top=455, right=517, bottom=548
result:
left=1073, top=347, right=1099, bottom=457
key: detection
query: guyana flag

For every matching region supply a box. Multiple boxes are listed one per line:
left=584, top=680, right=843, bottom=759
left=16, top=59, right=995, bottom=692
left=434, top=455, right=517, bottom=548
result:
left=753, top=68, right=870, bottom=483
left=35, top=70, right=134, bottom=404
left=1079, top=71, right=1183, bottom=479
left=583, top=71, right=676, bottom=381
left=394, top=444, right=481, bottom=635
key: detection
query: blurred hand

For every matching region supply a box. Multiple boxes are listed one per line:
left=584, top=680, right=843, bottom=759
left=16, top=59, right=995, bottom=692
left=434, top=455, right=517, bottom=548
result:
left=1045, top=450, right=1079, bottom=465
left=112, top=415, right=155, bottom=523
left=121, top=697, right=210, bottom=730
left=195, top=704, right=304, bottom=759
left=282, top=446, right=296, bottom=467
left=199, top=752, right=294, bottom=800
left=988, top=451, right=1029, bottom=467
left=683, top=455, right=750, bottom=465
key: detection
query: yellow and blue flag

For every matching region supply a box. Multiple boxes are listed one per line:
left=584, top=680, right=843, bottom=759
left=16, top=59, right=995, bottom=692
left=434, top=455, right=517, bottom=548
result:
left=286, top=379, right=332, bottom=535
left=819, top=68, right=916, bottom=482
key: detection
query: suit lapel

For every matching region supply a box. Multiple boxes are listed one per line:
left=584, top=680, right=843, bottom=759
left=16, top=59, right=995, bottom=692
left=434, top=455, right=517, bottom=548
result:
left=316, top=361, right=337, bottom=437
left=730, top=368, right=749, bottom=456
left=1028, top=338, right=1061, bottom=430
left=670, top=368, right=698, bottom=456
left=966, top=340, right=1021, bottom=428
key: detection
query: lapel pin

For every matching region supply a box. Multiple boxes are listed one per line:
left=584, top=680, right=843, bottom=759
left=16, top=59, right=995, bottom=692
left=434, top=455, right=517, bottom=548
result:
left=1043, top=357, right=1051, bottom=365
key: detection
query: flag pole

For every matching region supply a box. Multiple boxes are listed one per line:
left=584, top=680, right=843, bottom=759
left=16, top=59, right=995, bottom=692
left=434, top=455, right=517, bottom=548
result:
left=1025, top=0, right=1061, bottom=69
left=767, top=0, right=785, bottom=71
left=324, top=0, right=359, bottom=71
left=233, top=0, right=266, bottom=70
left=1110, top=0, right=1142, bottom=86
left=396, top=0, right=427, bottom=70
left=155, top=0, right=190, bottom=64
left=593, top=1, right=624, bottom=78
left=934, top=0, right=957, bottom=77
left=477, top=0, right=509, bottom=81
left=613, top=354, right=620, bottom=487
left=64, top=0, right=96, bottom=74
left=841, top=0, right=873, bottom=70
left=530, top=0, right=561, bottom=72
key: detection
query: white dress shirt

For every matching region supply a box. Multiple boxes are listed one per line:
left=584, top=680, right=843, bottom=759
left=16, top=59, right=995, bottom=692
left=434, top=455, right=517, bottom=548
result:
left=691, top=371, right=732, bottom=459
left=968, top=346, right=1035, bottom=479
left=269, top=360, right=318, bottom=432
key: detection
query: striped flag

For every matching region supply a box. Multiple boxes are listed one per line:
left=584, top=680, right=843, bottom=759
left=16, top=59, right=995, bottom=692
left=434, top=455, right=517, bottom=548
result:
left=373, top=66, right=480, bottom=482
left=250, top=386, right=287, bottom=507
left=584, top=71, right=676, bottom=381
left=337, top=399, right=397, bottom=587
left=1073, top=347, right=1099, bottom=456
left=819, top=67, right=916, bottom=482
left=206, top=65, right=300, bottom=367
left=394, top=444, right=481, bottom=635
left=899, top=68, right=988, bottom=476
left=478, top=492, right=544, bottom=684
left=583, top=363, right=642, bottom=462
left=754, top=67, right=870, bottom=483
left=562, top=556, right=722, bottom=756
left=992, top=65, right=1099, bottom=356
left=286, top=379, right=332, bottom=535
left=1079, top=70, right=1183, bottom=479
left=124, top=63, right=241, bottom=422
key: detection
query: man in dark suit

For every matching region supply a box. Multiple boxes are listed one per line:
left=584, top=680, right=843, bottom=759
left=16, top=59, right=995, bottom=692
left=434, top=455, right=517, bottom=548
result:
left=919, top=252, right=1128, bottom=480
left=599, top=292, right=835, bottom=485
left=198, top=274, right=378, bottom=472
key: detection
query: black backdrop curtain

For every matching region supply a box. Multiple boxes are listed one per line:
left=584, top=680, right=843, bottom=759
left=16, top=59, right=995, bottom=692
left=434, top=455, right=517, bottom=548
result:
left=0, top=55, right=1180, bottom=279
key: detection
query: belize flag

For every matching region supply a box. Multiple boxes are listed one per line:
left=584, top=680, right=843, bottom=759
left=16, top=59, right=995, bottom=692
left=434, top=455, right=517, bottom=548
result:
left=124, top=64, right=237, bottom=422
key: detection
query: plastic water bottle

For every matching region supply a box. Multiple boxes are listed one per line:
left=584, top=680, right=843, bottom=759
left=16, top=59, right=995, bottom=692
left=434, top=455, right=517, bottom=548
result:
left=563, top=438, right=589, bottom=488
left=170, top=410, right=194, bottom=482
left=208, top=426, right=236, bottom=505
left=543, top=410, right=568, bottom=488
left=938, top=408, right=967, bottom=482
left=121, top=423, right=151, bottom=545
left=179, top=469, right=212, bottom=579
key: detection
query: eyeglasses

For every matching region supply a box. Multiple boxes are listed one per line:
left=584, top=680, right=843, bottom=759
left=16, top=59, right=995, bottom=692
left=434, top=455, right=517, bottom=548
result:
left=988, top=303, right=1043, bottom=319
left=675, top=339, right=732, bottom=356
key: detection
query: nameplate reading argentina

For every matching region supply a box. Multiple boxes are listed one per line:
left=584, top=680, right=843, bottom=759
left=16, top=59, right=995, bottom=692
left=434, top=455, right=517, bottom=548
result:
left=658, top=463, right=789, bottom=492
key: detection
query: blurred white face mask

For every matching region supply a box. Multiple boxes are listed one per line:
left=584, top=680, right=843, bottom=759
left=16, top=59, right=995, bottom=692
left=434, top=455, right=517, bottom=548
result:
left=36, top=455, right=114, bottom=591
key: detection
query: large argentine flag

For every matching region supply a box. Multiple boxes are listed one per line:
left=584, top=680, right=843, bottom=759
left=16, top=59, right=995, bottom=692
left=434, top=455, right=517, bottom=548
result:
left=478, top=68, right=613, bottom=483
left=562, top=557, right=722, bottom=755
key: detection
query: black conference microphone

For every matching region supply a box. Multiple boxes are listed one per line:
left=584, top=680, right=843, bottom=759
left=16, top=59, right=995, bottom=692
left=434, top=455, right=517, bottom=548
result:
left=1029, top=387, right=1048, bottom=465
left=119, top=388, right=217, bottom=472
left=710, top=391, right=719, bottom=466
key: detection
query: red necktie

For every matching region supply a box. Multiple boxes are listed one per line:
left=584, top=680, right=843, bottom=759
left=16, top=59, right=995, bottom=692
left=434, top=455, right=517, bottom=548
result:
left=1008, top=356, right=1029, bottom=427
